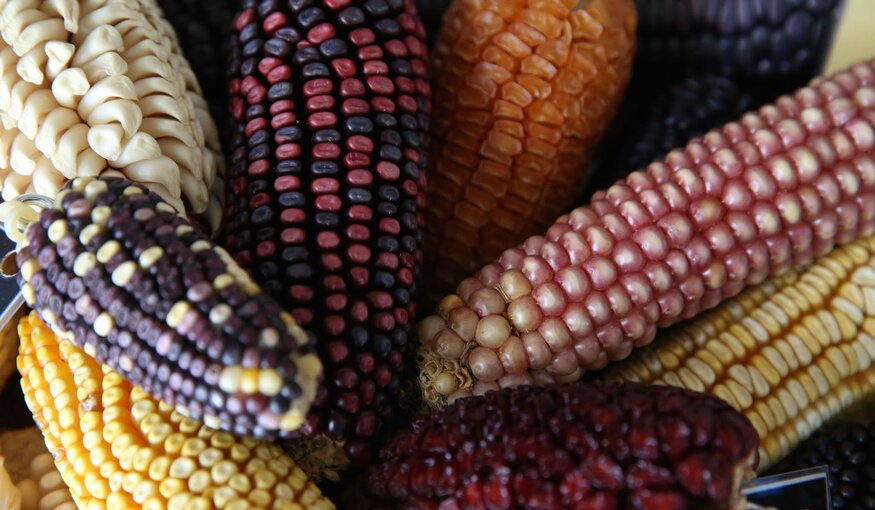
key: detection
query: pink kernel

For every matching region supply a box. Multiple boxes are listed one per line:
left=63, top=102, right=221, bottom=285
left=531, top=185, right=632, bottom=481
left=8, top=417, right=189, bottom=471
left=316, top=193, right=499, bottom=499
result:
left=612, top=240, right=645, bottom=272
left=522, top=255, right=553, bottom=286
left=533, top=282, right=566, bottom=317
left=633, top=226, right=668, bottom=260
left=584, top=226, right=614, bottom=256
left=583, top=256, right=617, bottom=291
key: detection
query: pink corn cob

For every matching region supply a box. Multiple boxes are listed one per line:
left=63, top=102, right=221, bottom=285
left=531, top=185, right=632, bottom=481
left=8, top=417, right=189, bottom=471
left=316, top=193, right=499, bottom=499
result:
left=418, top=59, right=875, bottom=407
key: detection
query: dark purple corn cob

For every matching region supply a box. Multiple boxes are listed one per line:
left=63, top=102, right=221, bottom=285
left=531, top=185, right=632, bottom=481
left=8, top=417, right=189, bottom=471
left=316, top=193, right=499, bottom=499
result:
left=635, top=0, right=843, bottom=85
left=157, top=0, right=237, bottom=130
left=412, top=0, right=451, bottom=46
left=589, top=74, right=755, bottom=195
left=770, top=421, right=875, bottom=510
left=366, top=381, right=760, bottom=509
left=16, top=176, right=322, bottom=439
left=224, top=0, right=430, bottom=466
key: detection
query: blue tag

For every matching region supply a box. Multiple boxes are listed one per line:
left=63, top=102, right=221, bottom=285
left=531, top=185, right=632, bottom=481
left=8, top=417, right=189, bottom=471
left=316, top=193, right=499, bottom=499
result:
left=743, top=466, right=832, bottom=510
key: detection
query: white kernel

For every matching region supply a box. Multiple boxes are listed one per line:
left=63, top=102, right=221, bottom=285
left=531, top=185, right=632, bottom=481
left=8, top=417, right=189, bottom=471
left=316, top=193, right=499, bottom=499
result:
left=83, top=179, right=108, bottom=200
left=79, top=223, right=103, bottom=246
left=209, top=304, right=232, bottom=325
left=93, top=312, right=115, bottom=336
left=96, top=240, right=122, bottom=263
left=73, top=252, right=97, bottom=277
left=219, top=366, right=242, bottom=393
left=122, top=185, right=144, bottom=196
left=156, top=202, right=177, bottom=214
left=47, top=219, right=68, bottom=243
left=111, top=261, right=137, bottom=287
left=167, top=301, right=192, bottom=329
left=258, top=369, right=282, bottom=396
left=138, top=246, right=164, bottom=269
left=190, top=240, right=211, bottom=252
left=213, top=274, right=234, bottom=289
left=91, top=205, right=111, bottom=226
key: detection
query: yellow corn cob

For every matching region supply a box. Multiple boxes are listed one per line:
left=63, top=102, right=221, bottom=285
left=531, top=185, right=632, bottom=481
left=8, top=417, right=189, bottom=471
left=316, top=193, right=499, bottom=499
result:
left=16, top=311, right=335, bottom=510
left=0, top=427, right=77, bottom=510
left=605, top=235, right=875, bottom=471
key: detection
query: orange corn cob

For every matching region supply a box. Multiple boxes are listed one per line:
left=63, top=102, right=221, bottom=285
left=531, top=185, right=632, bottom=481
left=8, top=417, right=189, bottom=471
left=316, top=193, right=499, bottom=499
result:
left=423, top=0, right=637, bottom=303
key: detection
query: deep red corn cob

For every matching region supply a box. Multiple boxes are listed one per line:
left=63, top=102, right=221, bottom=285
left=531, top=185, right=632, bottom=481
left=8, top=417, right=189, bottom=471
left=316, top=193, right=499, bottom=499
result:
left=16, top=176, right=322, bottom=439
left=418, top=59, right=875, bottom=407
left=366, top=381, right=760, bottom=509
left=223, top=0, right=430, bottom=467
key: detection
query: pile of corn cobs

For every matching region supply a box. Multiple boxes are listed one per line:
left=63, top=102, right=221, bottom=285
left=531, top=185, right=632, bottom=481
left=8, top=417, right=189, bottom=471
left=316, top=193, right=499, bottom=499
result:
left=0, top=0, right=873, bottom=509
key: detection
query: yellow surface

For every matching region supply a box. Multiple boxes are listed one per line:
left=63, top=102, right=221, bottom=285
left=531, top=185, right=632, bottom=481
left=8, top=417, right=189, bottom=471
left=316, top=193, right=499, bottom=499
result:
left=824, top=0, right=875, bottom=74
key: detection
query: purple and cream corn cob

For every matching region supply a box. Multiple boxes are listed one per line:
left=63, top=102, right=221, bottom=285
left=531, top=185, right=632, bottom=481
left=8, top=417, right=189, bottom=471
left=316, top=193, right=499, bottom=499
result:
left=419, top=59, right=875, bottom=407
left=15, top=176, right=322, bottom=440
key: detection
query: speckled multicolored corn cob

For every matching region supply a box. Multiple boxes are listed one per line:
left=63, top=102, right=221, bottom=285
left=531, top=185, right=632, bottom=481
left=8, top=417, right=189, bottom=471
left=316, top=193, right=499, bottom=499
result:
left=418, top=59, right=875, bottom=408
left=223, top=0, right=430, bottom=467
left=770, top=420, right=875, bottom=509
left=635, top=0, right=842, bottom=85
left=17, top=311, right=335, bottom=509
left=587, top=74, right=755, bottom=196
left=0, top=427, right=76, bottom=510
left=606, top=234, right=875, bottom=471
left=422, top=0, right=637, bottom=303
left=156, top=0, right=236, bottom=130
left=366, top=381, right=759, bottom=509
left=16, top=175, right=322, bottom=439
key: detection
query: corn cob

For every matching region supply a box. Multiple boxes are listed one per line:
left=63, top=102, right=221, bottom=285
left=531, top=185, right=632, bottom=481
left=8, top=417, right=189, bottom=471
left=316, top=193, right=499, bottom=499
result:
left=0, top=0, right=224, bottom=231
left=412, top=0, right=451, bottom=46
left=606, top=234, right=875, bottom=471
left=0, top=303, right=20, bottom=393
left=769, top=420, right=875, bottom=509
left=223, top=0, right=430, bottom=467
left=155, top=0, right=236, bottom=131
left=0, top=456, right=19, bottom=509
left=0, top=427, right=77, bottom=510
left=366, top=381, right=759, bottom=509
left=422, top=0, right=637, bottom=304
left=16, top=175, right=322, bottom=439
left=17, top=311, right=336, bottom=509
left=418, top=58, right=875, bottom=408
left=635, top=0, right=843, bottom=86
left=587, top=73, right=755, bottom=196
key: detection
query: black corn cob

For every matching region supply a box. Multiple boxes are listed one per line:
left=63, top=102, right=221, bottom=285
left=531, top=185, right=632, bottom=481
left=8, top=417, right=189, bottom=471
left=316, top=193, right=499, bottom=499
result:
left=585, top=0, right=844, bottom=195
left=412, top=0, right=451, bottom=46
left=15, top=176, right=322, bottom=439
left=157, top=0, right=237, bottom=131
left=587, top=73, right=754, bottom=196
left=635, top=0, right=843, bottom=85
left=224, top=0, right=430, bottom=467
left=366, top=381, right=761, bottom=509
left=770, top=421, right=875, bottom=509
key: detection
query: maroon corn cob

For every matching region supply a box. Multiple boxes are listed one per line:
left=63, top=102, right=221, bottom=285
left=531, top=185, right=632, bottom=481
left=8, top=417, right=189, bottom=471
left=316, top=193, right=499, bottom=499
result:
left=418, top=59, right=875, bottom=407
left=366, top=381, right=760, bottom=509
left=223, top=0, right=430, bottom=466
left=16, top=176, right=322, bottom=439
